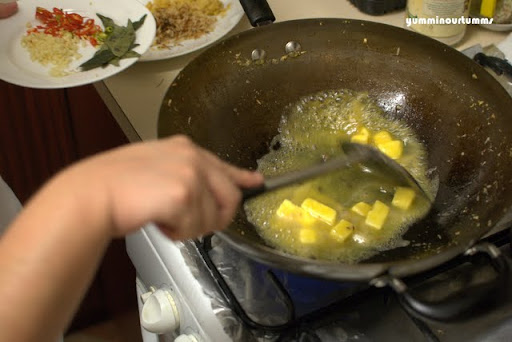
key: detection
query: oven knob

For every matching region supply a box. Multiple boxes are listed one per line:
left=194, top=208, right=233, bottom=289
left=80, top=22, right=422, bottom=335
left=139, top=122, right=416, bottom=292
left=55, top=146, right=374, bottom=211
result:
left=141, top=288, right=180, bottom=334
left=175, top=334, right=199, bottom=342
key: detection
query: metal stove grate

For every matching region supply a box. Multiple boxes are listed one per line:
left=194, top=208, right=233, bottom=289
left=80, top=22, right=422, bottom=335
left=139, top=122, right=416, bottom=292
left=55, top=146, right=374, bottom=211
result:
left=195, top=228, right=511, bottom=341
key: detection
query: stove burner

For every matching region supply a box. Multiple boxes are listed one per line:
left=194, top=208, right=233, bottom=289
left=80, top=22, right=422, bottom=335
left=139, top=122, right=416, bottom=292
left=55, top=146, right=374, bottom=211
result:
left=195, top=229, right=512, bottom=341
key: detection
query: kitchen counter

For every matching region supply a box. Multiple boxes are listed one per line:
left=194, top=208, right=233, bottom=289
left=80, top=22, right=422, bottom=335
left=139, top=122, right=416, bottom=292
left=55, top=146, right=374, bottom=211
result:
left=95, top=0, right=509, bottom=142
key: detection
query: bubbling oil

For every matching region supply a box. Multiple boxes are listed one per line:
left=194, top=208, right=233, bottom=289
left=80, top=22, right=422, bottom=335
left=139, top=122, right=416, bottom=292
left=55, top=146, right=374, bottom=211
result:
left=244, top=90, right=437, bottom=263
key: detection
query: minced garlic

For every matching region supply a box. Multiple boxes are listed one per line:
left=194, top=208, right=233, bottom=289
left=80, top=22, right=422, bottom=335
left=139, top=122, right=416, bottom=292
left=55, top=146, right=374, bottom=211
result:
left=21, top=31, right=84, bottom=77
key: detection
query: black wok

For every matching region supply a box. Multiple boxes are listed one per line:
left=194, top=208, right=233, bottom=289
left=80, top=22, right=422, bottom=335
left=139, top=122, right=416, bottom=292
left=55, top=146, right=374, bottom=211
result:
left=157, top=4, right=512, bottom=320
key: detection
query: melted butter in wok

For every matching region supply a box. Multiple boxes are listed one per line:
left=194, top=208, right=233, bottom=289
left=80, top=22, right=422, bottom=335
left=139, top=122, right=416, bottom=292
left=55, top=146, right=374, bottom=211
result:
left=244, top=90, right=437, bottom=263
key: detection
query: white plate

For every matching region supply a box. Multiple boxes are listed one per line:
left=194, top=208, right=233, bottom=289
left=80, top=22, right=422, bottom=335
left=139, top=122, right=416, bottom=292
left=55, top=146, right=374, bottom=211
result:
left=139, top=0, right=244, bottom=61
left=480, top=23, right=512, bottom=31
left=0, top=0, right=156, bottom=89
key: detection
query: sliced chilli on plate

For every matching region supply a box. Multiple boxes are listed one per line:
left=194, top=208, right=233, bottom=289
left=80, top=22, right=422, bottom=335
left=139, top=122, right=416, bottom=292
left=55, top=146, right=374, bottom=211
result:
left=0, top=0, right=155, bottom=89
left=21, top=6, right=147, bottom=77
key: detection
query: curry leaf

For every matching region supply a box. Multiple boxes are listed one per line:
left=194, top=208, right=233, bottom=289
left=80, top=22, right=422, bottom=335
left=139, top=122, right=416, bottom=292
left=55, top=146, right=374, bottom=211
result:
left=80, top=14, right=145, bottom=71
left=80, top=48, right=116, bottom=70
left=132, top=14, right=147, bottom=31
left=109, top=57, right=121, bottom=67
left=105, top=20, right=135, bottom=57
left=96, top=13, right=115, bottom=30
left=121, top=50, right=141, bottom=59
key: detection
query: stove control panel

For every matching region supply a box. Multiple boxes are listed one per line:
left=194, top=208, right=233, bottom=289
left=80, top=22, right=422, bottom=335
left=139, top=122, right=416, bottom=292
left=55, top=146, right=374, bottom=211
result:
left=128, top=227, right=232, bottom=341
left=140, top=287, right=180, bottom=334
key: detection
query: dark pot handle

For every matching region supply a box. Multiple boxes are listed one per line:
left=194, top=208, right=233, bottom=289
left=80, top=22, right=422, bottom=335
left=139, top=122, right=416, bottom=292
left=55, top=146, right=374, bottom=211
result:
left=374, top=242, right=509, bottom=321
left=239, top=0, right=276, bottom=27
left=474, top=53, right=512, bottom=77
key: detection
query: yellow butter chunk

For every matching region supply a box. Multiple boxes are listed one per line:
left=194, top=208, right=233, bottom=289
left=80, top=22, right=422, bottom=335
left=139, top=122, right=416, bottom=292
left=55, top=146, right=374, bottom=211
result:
left=299, top=228, right=317, bottom=244
left=276, top=199, right=300, bottom=218
left=377, top=140, right=403, bottom=159
left=392, top=187, right=416, bottom=210
left=351, top=134, right=369, bottom=144
left=276, top=199, right=316, bottom=225
left=373, top=131, right=392, bottom=145
left=365, top=200, right=390, bottom=230
left=351, top=202, right=372, bottom=217
left=330, top=219, right=354, bottom=243
left=301, top=198, right=337, bottom=225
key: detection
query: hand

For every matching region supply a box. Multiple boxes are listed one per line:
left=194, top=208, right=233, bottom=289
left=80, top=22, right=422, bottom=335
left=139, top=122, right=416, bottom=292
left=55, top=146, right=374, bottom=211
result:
left=0, top=135, right=263, bottom=342
left=0, top=2, right=18, bottom=19
left=59, top=135, right=263, bottom=240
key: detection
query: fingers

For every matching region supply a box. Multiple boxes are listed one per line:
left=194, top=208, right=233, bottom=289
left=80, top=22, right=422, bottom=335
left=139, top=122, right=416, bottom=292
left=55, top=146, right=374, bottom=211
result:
left=0, top=2, right=18, bottom=19
left=154, top=135, right=263, bottom=238
left=166, top=165, right=218, bottom=239
left=202, top=167, right=242, bottom=230
left=196, top=177, right=220, bottom=236
left=150, top=179, right=203, bottom=240
left=219, top=162, right=264, bottom=188
left=192, top=145, right=264, bottom=230
left=196, top=146, right=264, bottom=188
left=155, top=154, right=223, bottom=239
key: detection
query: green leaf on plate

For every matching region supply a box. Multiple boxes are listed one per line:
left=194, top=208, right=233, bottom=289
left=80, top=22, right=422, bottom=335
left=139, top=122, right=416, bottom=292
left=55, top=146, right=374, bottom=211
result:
left=109, top=57, right=120, bottom=67
left=105, top=20, right=135, bottom=57
left=132, top=14, right=147, bottom=31
left=122, top=50, right=141, bottom=59
left=80, top=14, right=146, bottom=71
left=96, top=13, right=116, bottom=31
left=80, top=48, right=116, bottom=71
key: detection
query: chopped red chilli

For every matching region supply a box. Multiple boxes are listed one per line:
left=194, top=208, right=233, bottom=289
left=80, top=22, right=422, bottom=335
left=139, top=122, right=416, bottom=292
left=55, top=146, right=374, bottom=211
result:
left=27, top=7, right=104, bottom=47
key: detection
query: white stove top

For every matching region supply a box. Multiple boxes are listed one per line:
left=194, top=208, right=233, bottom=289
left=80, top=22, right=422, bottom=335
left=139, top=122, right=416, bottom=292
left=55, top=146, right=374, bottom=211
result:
left=127, top=223, right=512, bottom=342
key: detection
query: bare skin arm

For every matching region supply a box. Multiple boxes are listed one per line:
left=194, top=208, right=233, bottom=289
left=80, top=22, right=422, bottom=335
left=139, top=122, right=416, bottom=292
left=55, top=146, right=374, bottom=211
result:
left=0, top=136, right=263, bottom=342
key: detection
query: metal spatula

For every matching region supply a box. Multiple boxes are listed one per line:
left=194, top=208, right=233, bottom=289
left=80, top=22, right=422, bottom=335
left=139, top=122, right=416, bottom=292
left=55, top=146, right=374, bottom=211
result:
left=242, top=142, right=432, bottom=202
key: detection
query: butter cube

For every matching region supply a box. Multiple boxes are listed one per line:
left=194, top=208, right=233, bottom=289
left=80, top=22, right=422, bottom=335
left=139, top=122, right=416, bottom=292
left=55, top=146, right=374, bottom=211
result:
left=350, top=127, right=370, bottom=144
left=365, top=200, right=390, bottom=230
left=330, top=219, right=354, bottom=243
left=276, top=199, right=316, bottom=225
left=351, top=134, right=369, bottom=144
left=301, top=198, right=337, bottom=225
left=299, top=228, right=317, bottom=244
left=351, top=202, right=372, bottom=217
left=373, top=131, right=393, bottom=145
left=276, top=199, right=300, bottom=218
left=377, top=140, right=403, bottom=160
left=392, top=187, right=416, bottom=210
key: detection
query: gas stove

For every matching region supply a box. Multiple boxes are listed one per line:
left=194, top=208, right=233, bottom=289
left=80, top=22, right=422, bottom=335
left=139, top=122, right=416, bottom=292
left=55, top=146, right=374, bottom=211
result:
left=124, top=43, right=512, bottom=342
left=126, top=223, right=512, bottom=342
left=127, top=224, right=366, bottom=342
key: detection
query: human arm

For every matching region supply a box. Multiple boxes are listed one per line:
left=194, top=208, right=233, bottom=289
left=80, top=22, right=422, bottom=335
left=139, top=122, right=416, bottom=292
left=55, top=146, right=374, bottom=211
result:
left=0, top=135, right=263, bottom=342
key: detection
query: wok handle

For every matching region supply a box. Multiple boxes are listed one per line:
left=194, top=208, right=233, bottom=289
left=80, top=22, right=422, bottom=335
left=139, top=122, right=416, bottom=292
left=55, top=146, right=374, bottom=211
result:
left=239, top=0, right=276, bottom=27
left=379, top=242, right=509, bottom=321
left=474, top=53, right=512, bottom=77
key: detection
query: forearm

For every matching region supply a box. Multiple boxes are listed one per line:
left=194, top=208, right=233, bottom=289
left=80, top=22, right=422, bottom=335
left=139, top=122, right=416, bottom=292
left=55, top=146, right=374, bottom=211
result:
left=0, top=136, right=262, bottom=342
left=0, top=167, right=112, bottom=342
